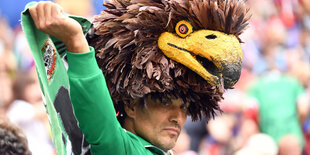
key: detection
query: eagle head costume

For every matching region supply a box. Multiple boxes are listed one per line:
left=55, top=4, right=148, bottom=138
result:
left=88, top=0, right=250, bottom=122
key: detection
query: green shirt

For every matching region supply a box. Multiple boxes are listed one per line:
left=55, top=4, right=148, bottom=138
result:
left=248, top=73, right=305, bottom=147
left=67, top=47, right=172, bottom=155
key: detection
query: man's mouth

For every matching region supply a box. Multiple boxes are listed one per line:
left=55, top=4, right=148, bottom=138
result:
left=163, top=127, right=180, bottom=136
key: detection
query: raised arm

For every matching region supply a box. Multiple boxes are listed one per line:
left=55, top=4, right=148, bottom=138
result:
left=29, top=2, right=126, bottom=154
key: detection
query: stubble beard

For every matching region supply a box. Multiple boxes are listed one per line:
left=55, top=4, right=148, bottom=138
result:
left=154, top=130, right=180, bottom=152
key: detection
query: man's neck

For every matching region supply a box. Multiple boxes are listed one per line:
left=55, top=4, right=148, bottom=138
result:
left=123, top=117, right=136, bottom=134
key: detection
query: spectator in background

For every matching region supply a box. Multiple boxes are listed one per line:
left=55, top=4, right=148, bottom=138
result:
left=0, top=117, right=31, bottom=155
left=13, top=27, right=35, bottom=72
left=0, top=72, right=14, bottom=117
left=173, top=130, right=198, bottom=155
left=301, top=81, right=310, bottom=155
left=183, top=116, right=208, bottom=153
left=0, top=17, right=15, bottom=117
left=6, top=69, right=54, bottom=155
left=201, top=113, right=236, bottom=155
left=0, top=17, right=16, bottom=74
left=235, top=133, right=278, bottom=155
left=247, top=68, right=305, bottom=153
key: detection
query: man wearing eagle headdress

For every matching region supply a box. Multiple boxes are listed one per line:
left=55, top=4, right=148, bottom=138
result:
left=28, top=0, right=250, bottom=154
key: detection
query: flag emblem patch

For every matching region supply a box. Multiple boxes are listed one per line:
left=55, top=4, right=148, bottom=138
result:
left=41, top=40, right=56, bottom=82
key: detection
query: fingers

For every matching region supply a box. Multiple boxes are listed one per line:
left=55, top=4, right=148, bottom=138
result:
left=36, top=2, right=45, bottom=29
left=44, top=2, right=52, bottom=22
left=29, top=1, right=64, bottom=31
left=51, top=3, right=64, bottom=18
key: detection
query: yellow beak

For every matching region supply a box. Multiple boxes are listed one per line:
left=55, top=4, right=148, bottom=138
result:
left=158, top=30, right=242, bottom=89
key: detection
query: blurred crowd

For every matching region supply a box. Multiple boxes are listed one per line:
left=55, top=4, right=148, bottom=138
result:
left=176, top=0, right=310, bottom=155
left=0, top=0, right=309, bottom=155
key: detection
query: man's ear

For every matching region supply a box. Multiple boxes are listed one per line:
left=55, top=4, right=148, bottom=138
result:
left=124, top=100, right=138, bottom=119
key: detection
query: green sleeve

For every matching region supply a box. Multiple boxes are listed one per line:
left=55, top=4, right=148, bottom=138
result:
left=66, top=46, right=126, bottom=154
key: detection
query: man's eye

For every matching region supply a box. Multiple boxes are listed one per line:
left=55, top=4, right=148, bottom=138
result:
left=180, top=105, right=187, bottom=110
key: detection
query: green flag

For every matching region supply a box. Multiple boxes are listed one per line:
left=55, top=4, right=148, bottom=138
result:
left=21, top=2, right=92, bottom=154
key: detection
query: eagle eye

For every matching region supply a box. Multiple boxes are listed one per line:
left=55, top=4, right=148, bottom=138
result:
left=179, top=24, right=188, bottom=34
left=175, top=20, right=193, bottom=38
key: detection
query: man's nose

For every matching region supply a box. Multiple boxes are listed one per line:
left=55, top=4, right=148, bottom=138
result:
left=169, top=107, right=186, bottom=126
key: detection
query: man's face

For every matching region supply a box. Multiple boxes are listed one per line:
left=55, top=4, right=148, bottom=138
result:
left=132, top=96, right=188, bottom=151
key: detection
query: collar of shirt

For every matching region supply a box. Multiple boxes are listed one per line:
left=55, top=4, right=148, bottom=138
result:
left=126, top=130, right=174, bottom=155
left=138, top=135, right=176, bottom=155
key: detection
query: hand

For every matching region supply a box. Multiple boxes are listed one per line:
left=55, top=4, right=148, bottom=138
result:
left=29, top=1, right=89, bottom=53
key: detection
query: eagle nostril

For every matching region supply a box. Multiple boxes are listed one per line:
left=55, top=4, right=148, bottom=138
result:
left=205, top=34, right=217, bottom=39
